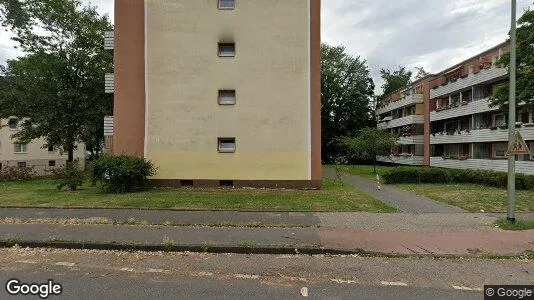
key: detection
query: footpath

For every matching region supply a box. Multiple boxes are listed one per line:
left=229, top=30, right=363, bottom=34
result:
left=0, top=208, right=533, bottom=257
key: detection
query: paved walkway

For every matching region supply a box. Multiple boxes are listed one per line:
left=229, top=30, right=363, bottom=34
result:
left=324, top=169, right=464, bottom=213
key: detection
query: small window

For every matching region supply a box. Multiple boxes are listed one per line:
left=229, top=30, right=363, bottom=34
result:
left=218, top=137, right=236, bottom=153
left=218, top=0, right=235, bottom=9
left=218, top=90, right=236, bottom=105
left=218, top=43, right=235, bottom=57
left=0, top=163, right=2, bottom=170
left=8, top=118, right=18, bottom=130
left=14, top=143, right=28, bottom=153
left=219, top=180, right=234, bottom=187
left=48, top=160, right=56, bottom=167
left=493, top=142, right=508, bottom=158
left=17, top=161, right=26, bottom=168
left=180, top=180, right=194, bottom=187
left=47, top=146, right=54, bottom=152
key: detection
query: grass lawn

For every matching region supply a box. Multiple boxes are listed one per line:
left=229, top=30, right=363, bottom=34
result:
left=396, top=183, right=534, bottom=212
left=495, top=218, right=534, bottom=231
left=0, top=178, right=395, bottom=212
left=335, top=164, right=397, bottom=181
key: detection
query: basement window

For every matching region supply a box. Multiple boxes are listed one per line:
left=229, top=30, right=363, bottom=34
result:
left=17, top=161, right=26, bottom=168
left=218, top=0, right=235, bottom=9
left=48, top=160, right=56, bottom=167
left=218, top=90, right=236, bottom=105
left=218, top=43, right=235, bottom=57
left=219, top=180, right=234, bottom=188
left=218, top=137, right=236, bottom=153
left=180, top=180, right=194, bottom=187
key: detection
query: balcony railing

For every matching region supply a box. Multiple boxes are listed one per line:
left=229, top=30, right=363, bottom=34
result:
left=104, top=116, right=114, bottom=136
left=104, top=31, right=114, bottom=50
left=429, top=98, right=499, bottom=122
left=430, top=67, right=507, bottom=99
left=377, top=115, right=424, bottom=129
left=397, top=135, right=424, bottom=145
left=430, top=124, right=534, bottom=144
left=376, top=93, right=424, bottom=115
left=377, top=155, right=424, bottom=166
left=430, top=157, right=534, bottom=175
left=105, top=73, right=114, bottom=93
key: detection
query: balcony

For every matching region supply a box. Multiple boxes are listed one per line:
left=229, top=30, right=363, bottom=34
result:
left=398, top=135, right=424, bottom=145
left=430, top=157, right=534, bottom=175
left=430, top=98, right=499, bottom=122
left=104, top=116, right=114, bottom=136
left=430, top=125, right=534, bottom=144
left=104, top=31, right=114, bottom=50
left=377, top=155, right=424, bottom=166
left=377, top=115, right=424, bottom=129
left=430, top=67, right=507, bottom=99
left=376, top=93, right=424, bottom=115
left=105, top=73, right=114, bottom=93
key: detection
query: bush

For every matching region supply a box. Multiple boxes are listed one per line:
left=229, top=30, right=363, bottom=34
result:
left=91, top=155, right=157, bottom=193
left=0, top=166, right=38, bottom=181
left=381, top=167, right=534, bottom=190
left=51, top=159, right=85, bottom=190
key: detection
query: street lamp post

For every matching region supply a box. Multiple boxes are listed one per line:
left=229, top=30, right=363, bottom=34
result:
left=507, top=0, right=517, bottom=222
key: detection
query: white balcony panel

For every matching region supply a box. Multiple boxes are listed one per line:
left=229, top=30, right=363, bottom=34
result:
left=430, top=67, right=507, bottom=99
left=104, top=116, right=114, bottom=136
left=105, top=73, right=114, bottom=93
left=377, top=115, right=424, bottom=129
left=398, top=135, right=424, bottom=145
left=104, top=31, right=114, bottom=50
left=430, top=126, right=534, bottom=144
left=430, top=98, right=499, bottom=122
left=430, top=157, right=534, bottom=175
left=377, top=155, right=424, bottom=166
left=376, top=94, right=424, bottom=115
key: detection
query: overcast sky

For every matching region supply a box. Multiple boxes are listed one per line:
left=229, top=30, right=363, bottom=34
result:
left=0, top=0, right=531, bottom=93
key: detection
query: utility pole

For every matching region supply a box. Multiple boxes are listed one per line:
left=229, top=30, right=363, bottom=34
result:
left=507, top=0, right=517, bottom=222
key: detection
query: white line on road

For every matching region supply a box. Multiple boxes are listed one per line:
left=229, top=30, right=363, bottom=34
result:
left=148, top=268, right=164, bottom=273
left=381, top=281, right=408, bottom=286
left=234, top=274, right=260, bottom=279
left=452, top=285, right=482, bottom=291
left=120, top=267, right=134, bottom=272
left=331, top=278, right=358, bottom=284
left=15, top=260, right=37, bottom=264
left=55, top=262, right=75, bottom=267
left=197, top=272, right=214, bottom=276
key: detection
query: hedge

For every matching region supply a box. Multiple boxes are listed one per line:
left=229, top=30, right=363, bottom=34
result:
left=90, top=155, right=157, bottom=193
left=381, top=167, right=534, bottom=190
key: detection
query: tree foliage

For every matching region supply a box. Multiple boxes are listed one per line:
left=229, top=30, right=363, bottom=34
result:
left=321, top=43, right=375, bottom=163
left=0, top=0, right=113, bottom=161
left=379, top=66, right=412, bottom=97
left=490, top=8, right=534, bottom=111
left=413, top=67, right=430, bottom=80
left=338, top=128, right=397, bottom=172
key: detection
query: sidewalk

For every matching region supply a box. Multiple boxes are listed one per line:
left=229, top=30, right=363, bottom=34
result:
left=0, top=208, right=533, bottom=256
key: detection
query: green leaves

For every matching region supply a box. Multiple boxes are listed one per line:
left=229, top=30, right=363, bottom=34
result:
left=338, top=128, right=398, bottom=161
left=379, top=67, right=412, bottom=97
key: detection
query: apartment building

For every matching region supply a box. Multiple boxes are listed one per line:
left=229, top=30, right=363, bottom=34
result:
left=0, top=118, right=85, bottom=175
left=104, top=0, right=321, bottom=188
left=376, top=41, right=534, bottom=174
left=376, top=77, right=435, bottom=166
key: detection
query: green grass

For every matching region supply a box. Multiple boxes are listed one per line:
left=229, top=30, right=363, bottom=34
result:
left=334, top=164, right=397, bottom=181
left=495, top=218, right=534, bottom=230
left=396, top=183, right=534, bottom=212
left=0, top=178, right=395, bottom=212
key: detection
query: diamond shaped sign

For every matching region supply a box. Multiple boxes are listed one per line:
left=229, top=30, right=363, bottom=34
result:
left=506, top=130, right=530, bottom=156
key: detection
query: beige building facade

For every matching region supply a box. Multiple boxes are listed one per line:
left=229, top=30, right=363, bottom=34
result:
left=105, top=0, right=321, bottom=188
left=0, top=119, right=85, bottom=175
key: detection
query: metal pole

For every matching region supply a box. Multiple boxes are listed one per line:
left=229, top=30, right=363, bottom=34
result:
left=507, top=0, right=517, bottom=222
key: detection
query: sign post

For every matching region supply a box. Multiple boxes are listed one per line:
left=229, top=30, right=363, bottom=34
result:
left=507, top=0, right=517, bottom=223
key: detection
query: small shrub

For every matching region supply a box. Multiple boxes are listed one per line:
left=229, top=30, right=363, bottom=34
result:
left=91, top=155, right=157, bottom=193
left=0, top=166, right=38, bottom=181
left=382, top=167, right=534, bottom=190
left=51, top=159, right=85, bottom=191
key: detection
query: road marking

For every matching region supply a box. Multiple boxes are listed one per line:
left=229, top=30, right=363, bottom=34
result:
left=148, top=268, right=164, bottom=273
left=120, top=267, right=134, bottom=272
left=452, top=285, right=482, bottom=291
left=381, top=281, right=408, bottom=286
left=55, top=262, right=75, bottom=267
left=197, top=271, right=214, bottom=276
left=279, top=275, right=307, bottom=282
left=234, top=274, right=260, bottom=279
left=331, top=278, right=358, bottom=284
left=15, top=260, right=37, bottom=264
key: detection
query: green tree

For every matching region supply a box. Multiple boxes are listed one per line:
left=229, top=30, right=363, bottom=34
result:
left=0, top=0, right=113, bottom=161
left=380, top=66, right=412, bottom=97
left=338, top=128, right=397, bottom=173
left=490, top=8, right=534, bottom=111
left=413, top=67, right=430, bottom=80
left=321, top=43, right=375, bottom=163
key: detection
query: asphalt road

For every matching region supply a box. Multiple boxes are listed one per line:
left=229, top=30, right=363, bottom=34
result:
left=0, top=247, right=532, bottom=299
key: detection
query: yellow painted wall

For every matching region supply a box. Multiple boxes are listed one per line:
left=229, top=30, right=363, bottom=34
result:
left=145, top=0, right=310, bottom=180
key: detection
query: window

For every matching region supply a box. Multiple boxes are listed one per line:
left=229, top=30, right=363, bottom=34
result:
left=14, top=143, right=28, bottom=153
left=48, top=160, right=56, bottom=167
left=218, top=90, right=236, bottom=105
left=8, top=118, right=18, bottom=130
left=17, top=162, right=26, bottom=168
left=492, top=142, right=507, bottom=158
left=218, top=0, right=235, bottom=9
left=218, top=137, right=236, bottom=153
left=47, top=146, right=54, bottom=152
left=0, top=163, right=2, bottom=170
left=493, top=114, right=506, bottom=127
left=218, top=43, right=235, bottom=57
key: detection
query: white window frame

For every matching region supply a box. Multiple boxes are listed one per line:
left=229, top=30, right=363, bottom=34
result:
left=218, top=137, right=236, bottom=153
left=218, top=43, right=235, bottom=57
left=218, top=0, right=235, bottom=10
left=218, top=90, right=236, bottom=105
left=13, top=143, right=28, bottom=154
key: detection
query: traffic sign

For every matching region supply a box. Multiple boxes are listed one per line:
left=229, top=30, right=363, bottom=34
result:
left=506, top=130, right=530, bottom=156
